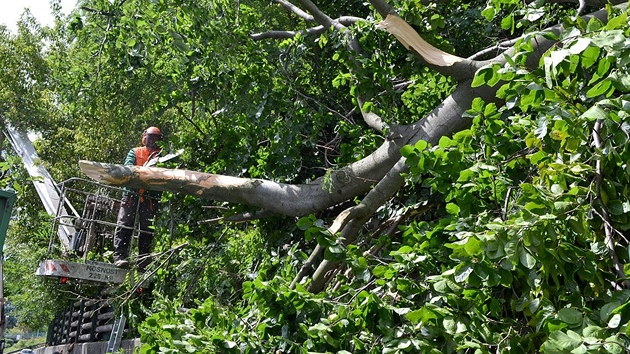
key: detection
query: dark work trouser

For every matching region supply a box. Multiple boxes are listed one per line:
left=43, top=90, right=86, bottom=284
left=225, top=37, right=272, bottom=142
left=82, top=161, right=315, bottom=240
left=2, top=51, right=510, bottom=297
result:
left=113, top=194, right=158, bottom=269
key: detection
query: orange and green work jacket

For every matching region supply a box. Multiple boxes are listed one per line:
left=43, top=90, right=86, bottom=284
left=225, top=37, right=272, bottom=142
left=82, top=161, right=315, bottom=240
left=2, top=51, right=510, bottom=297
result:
left=122, top=146, right=162, bottom=199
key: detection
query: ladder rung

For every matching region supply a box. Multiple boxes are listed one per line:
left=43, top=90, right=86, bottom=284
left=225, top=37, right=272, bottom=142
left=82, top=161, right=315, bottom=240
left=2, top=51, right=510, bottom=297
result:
left=106, top=315, right=126, bottom=353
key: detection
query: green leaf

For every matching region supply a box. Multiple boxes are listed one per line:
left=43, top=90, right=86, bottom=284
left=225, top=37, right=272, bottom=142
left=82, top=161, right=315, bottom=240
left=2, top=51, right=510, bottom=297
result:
left=601, top=302, right=622, bottom=322
left=553, top=201, right=573, bottom=213
left=405, top=309, right=423, bottom=324
left=604, top=12, right=628, bottom=30
left=524, top=202, right=546, bottom=213
left=464, top=237, right=482, bottom=256
left=405, top=307, right=437, bottom=324
left=457, top=169, right=475, bottom=182
left=603, top=336, right=625, bottom=354
left=519, top=248, right=536, bottom=269
left=481, top=6, right=495, bottom=21
left=580, top=45, right=600, bottom=68
left=434, top=279, right=449, bottom=293
left=438, top=136, right=456, bottom=148
left=372, top=265, right=387, bottom=277
left=472, top=66, right=495, bottom=87
left=580, top=105, right=608, bottom=120
left=591, top=30, right=626, bottom=49
left=471, top=97, right=485, bottom=112
left=483, top=102, right=499, bottom=116
left=596, top=57, right=613, bottom=77
left=443, top=317, right=465, bottom=334
left=608, top=313, right=622, bottom=328
left=446, top=203, right=460, bottom=215
left=569, top=38, right=591, bottom=54
left=400, top=145, right=416, bottom=157
left=454, top=264, right=473, bottom=283
left=297, top=216, right=314, bottom=230
left=582, top=326, right=605, bottom=338
left=397, top=338, right=412, bottom=349
left=558, top=308, right=582, bottom=325
left=547, top=330, right=582, bottom=349
left=328, top=244, right=344, bottom=254
left=414, top=140, right=429, bottom=151
left=571, top=344, right=588, bottom=354
left=171, top=32, right=190, bottom=52
left=607, top=200, right=624, bottom=215
left=549, top=49, right=569, bottom=70
left=361, top=100, right=373, bottom=113
left=609, top=71, right=630, bottom=92
left=586, top=80, right=612, bottom=98
left=501, top=14, right=514, bottom=32
left=529, top=151, right=548, bottom=164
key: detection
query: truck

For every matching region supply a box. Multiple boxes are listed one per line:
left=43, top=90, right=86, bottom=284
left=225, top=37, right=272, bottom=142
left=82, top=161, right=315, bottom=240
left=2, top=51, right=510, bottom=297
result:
left=1, top=126, right=157, bottom=353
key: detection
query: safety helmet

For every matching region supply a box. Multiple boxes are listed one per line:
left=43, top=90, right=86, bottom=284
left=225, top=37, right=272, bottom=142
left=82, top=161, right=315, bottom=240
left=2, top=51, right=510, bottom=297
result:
left=142, top=126, right=162, bottom=146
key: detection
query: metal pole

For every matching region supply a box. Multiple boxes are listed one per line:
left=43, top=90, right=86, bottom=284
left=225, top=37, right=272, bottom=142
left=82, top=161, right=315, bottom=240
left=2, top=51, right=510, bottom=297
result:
left=0, top=258, right=5, bottom=354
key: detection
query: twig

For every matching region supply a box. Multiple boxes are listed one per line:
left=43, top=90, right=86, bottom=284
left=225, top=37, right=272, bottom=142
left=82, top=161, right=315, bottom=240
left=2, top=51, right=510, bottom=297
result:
left=79, top=6, right=115, bottom=16
left=273, top=0, right=314, bottom=21
left=249, top=17, right=361, bottom=40
left=468, top=38, right=520, bottom=60
left=122, top=242, right=189, bottom=303
left=175, top=104, right=206, bottom=136
left=290, top=244, right=323, bottom=289
left=503, top=187, right=513, bottom=221
left=592, top=119, right=629, bottom=288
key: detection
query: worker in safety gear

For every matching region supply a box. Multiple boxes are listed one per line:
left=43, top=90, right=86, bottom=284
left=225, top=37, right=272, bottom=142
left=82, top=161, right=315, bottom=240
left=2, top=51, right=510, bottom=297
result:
left=113, top=126, right=163, bottom=269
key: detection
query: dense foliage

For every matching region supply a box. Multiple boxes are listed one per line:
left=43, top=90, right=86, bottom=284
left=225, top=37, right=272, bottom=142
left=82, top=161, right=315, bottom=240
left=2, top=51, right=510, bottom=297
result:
left=1, top=0, right=630, bottom=352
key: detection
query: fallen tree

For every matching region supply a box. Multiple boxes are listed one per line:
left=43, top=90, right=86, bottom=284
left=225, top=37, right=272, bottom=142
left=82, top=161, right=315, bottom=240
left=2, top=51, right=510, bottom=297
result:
left=79, top=0, right=627, bottom=294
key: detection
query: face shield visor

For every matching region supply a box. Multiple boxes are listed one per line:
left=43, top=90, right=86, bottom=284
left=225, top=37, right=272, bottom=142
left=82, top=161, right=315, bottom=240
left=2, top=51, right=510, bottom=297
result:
left=144, top=133, right=162, bottom=150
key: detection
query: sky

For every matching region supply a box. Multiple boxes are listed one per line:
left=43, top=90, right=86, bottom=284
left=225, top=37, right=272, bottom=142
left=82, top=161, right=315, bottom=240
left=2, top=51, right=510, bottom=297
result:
left=1, top=0, right=78, bottom=33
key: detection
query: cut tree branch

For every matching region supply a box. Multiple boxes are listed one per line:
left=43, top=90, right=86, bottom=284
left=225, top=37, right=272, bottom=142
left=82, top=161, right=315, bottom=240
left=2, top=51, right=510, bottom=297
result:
left=376, top=15, right=464, bottom=67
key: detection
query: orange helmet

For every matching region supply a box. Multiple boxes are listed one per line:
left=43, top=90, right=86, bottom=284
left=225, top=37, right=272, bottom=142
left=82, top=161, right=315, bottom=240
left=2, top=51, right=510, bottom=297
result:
left=142, top=126, right=162, bottom=146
